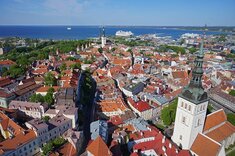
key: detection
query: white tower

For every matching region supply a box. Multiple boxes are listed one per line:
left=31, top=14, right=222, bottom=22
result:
left=101, top=27, right=106, bottom=48
left=172, top=37, right=208, bottom=149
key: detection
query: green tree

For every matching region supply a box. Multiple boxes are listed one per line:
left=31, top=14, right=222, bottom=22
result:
left=98, top=47, right=103, bottom=53
left=42, top=141, right=53, bottom=155
left=44, top=92, right=54, bottom=106
left=59, top=63, right=67, bottom=71
left=66, top=56, right=76, bottom=61
left=42, top=116, right=50, bottom=122
left=53, top=137, right=65, bottom=148
left=1, top=67, right=8, bottom=74
left=161, top=98, right=178, bottom=126
left=30, top=94, right=45, bottom=103
left=229, top=90, right=235, bottom=96
left=189, top=47, right=197, bottom=53
left=47, top=87, right=55, bottom=94
left=227, top=113, right=235, bottom=126
left=7, top=64, right=25, bottom=78
left=70, top=62, right=81, bottom=70
left=44, top=72, right=57, bottom=86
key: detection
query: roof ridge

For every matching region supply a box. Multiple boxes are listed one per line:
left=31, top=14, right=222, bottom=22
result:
left=201, top=133, right=221, bottom=146
left=206, top=109, right=224, bottom=117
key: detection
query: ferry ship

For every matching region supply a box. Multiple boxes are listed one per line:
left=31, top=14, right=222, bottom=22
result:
left=115, top=30, right=134, bottom=37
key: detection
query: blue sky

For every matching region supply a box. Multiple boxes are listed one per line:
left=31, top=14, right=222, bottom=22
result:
left=0, top=0, right=234, bottom=26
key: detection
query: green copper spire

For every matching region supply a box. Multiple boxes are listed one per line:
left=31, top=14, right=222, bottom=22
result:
left=180, top=35, right=208, bottom=104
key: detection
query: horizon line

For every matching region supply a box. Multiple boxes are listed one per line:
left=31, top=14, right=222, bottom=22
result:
left=0, top=24, right=235, bottom=27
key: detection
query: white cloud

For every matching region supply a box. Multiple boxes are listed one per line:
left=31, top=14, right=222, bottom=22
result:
left=42, top=0, right=91, bottom=17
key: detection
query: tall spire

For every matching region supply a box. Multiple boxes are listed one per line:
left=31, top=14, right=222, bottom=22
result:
left=180, top=27, right=208, bottom=104
left=102, top=26, right=105, bottom=37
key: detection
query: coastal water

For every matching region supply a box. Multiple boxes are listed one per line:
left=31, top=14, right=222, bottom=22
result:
left=0, top=26, right=224, bottom=40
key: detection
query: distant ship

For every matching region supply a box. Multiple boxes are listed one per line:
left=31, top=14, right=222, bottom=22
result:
left=67, top=27, right=72, bottom=30
left=115, top=30, right=134, bottom=37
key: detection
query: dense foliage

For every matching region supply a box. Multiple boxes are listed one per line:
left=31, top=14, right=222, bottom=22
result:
left=161, top=98, right=178, bottom=126
left=0, top=39, right=89, bottom=78
left=29, top=87, right=55, bottom=107
left=44, top=72, right=57, bottom=86
left=42, top=137, right=66, bottom=155
left=229, top=90, right=235, bottom=96
left=157, top=45, right=186, bottom=54
left=227, top=113, right=235, bottom=126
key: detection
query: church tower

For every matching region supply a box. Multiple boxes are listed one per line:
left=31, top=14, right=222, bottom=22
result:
left=101, top=27, right=106, bottom=48
left=172, top=36, right=208, bottom=149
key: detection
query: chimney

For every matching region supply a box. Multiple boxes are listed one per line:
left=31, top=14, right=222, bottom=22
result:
left=162, top=146, right=166, bottom=152
left=162, top=136, right=166, bottom=144
left=169, top=143, right=172, bottom=149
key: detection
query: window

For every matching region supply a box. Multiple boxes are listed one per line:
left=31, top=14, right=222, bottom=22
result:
left=203, top=105, right=206, bottom=110
left=188, top=105, right=191, bottom=111
left=197, top=119, right=201, bottom=126
left=180, top=135, right=182, bottom=140
left=200, top=105, right=203, bottom=111
left=181, top=102, right=184, bottom=108
left=182, top=116, right=186, bottom=124
left=184, top=103, right=187, bottom=109
left=24, top=147, right=26, bottom=151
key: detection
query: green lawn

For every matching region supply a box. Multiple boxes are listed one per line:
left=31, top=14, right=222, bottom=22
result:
left=227, top=150, right=235, bottom=156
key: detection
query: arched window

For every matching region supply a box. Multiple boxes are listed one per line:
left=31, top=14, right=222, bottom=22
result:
left=188, top=105, right=191, bottom=111
left=203, top=105, right=206, bottom=110
left=181, top=102, right=184, bottom=108
left=197, top=119, right=201, bottom=126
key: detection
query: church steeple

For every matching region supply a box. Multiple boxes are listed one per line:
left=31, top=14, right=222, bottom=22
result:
left=180, top=35, right=208, bottom=104
left=101, top=26, right=106, bottom=48
left=102, top=27, right=105, bottom=37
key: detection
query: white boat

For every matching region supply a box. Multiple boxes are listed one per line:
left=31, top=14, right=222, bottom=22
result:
left=115, top=30, right=133, bottom=37
left=67, top=27, right=72, bottom=30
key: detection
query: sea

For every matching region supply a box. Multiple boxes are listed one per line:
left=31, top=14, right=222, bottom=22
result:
left=0, top=26, right=225, bottom=40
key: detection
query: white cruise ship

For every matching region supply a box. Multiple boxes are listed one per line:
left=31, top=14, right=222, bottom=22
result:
left=115, top=30, right=134, bottom=37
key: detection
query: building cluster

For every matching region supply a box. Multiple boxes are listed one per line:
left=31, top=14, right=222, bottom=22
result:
left=0, top=29, right=235, bottom=156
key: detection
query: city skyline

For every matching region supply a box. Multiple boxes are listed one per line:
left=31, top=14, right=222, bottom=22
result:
left=0, top=0, right=235, bottom=26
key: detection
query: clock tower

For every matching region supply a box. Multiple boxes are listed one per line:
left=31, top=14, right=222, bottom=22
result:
left=172, top=37, right=208, bottom=149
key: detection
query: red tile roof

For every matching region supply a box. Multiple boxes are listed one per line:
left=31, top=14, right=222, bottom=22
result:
left=132, top=131, right=190, bottom=156
left=128, top=98, right=152, bottom=112
left=205, top=121, right=235, bottom=143
left=203, top=109, right=227, bottom=132
left=0, top=60, right=15, bottom=65
left=0, top=77, right=12, bottom=88
left=191, top=133, right=221, bottom=156
left=50, top=142, right=77, bottom=156
left=87, top=136, right=112, bottom=156
left=0, top=130, right=36, bottom=155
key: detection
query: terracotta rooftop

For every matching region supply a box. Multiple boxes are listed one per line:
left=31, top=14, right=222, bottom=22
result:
left=191, top=133, right=221, bottom=156
left=172, top=70, right=188, bottom=79
left=0, top=111, right=23, bottom=136
left=86, top=136, right=112, bottom=156
left=127, top=98, right=152, bottom=112
left=0, top=130, right=36, bottom=155
left=0, top=60, right=15, bottom=65
left=203, top=109, right=227, bottom=132
left=49, top=142, right=77, bottom=156
left=98, top=98, right=127, bottom=113
left=0, top=77, right=12, bottom=88
left=205, top=121, right=235, bottom=143
left=36, top=86, right=60, bottom=93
